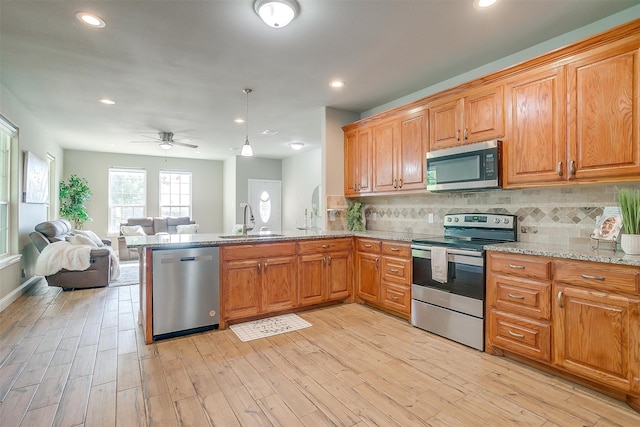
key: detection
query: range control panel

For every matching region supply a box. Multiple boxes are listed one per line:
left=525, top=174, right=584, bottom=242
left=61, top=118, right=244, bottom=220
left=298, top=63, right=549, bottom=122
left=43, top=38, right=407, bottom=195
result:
left=444, top=213, right=516, bottom=230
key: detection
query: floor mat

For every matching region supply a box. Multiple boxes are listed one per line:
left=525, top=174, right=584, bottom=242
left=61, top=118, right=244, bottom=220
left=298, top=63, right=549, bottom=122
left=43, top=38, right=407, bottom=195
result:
left=110, top=262, right=139, bottom=287
left=229, top=313, right=312, bottom=342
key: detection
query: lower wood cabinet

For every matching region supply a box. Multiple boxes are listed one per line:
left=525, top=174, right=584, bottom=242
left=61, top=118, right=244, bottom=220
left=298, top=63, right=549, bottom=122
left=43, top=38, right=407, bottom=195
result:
left=355, top=238, right=411, bottom=318
left=221, top=242, right=297, bottom=323
left=297, top=238, right=352, bottom=306
left=486, top=251, right=640, bottom=411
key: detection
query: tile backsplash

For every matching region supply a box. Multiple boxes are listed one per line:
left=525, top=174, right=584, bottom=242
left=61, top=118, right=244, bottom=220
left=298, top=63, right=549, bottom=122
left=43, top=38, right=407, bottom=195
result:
left=327, top=183, right=640, bottom=247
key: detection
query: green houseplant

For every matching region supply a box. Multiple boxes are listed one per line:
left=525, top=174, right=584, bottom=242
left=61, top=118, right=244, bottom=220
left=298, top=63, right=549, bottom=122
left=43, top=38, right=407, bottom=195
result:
left=59, top=174, right=92, bottom=229
left=618, top=188, right=640, bottom=254
left=346, top=201, right=365, bottom=231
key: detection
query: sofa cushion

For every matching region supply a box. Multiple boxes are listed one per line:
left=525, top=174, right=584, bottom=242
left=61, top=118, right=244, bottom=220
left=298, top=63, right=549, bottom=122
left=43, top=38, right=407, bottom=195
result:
left=74, top=229, right=105, bottom=247
left=153, top=217, right=168, bottom=234
left=35, top=219, right=73, bottom=238
left=176, top=224, right=199, bottom=234
left=166, top=217, right=194, bottom=234
left=120, top=225, right=146, bottom=236
left=123, top=218, right=155, bottom=235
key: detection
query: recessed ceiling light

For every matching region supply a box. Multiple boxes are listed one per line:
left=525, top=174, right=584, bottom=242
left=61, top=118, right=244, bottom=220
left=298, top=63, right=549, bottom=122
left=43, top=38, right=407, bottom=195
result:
left=99, top=98, right=115, bottom=105
left=76, top=12, right=106, bottom=28
left=234, top=118, right=245, bottom=123
left=329, top=80, right=346, bottom=88
left=289, top=142, right=304, bottom=150
left=473, top=0, right=498, bottom=9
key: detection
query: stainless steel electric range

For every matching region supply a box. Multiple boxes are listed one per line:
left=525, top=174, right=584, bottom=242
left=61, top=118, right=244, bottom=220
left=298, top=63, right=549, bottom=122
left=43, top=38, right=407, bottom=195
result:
left=411, top=213, right=517, bottom=351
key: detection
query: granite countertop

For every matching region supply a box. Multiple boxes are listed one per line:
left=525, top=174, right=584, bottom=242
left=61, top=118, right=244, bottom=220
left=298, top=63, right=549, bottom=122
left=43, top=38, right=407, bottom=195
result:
left=124, top=229, right=433, bottom=249
left=485, top=241, right=640, bottom=267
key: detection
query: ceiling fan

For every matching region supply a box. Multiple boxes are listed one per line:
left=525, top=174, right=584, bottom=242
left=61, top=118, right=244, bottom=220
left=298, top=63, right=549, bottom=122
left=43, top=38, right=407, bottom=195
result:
left=131, top=131, right=198, bottom=150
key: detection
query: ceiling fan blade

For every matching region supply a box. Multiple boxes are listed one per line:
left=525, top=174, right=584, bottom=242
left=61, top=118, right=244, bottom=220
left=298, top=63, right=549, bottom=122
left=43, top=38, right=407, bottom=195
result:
left=173, top=141, right=198, bottom=149
left=130, top=140, right=158, bottom=143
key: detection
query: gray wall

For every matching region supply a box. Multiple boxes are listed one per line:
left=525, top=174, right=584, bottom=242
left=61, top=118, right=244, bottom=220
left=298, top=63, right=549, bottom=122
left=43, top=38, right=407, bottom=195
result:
left=282, top=148, right=321, bottom=230
left=233, top=156, right=282, bottom=225
left=63, top=150, right=224, bottom=235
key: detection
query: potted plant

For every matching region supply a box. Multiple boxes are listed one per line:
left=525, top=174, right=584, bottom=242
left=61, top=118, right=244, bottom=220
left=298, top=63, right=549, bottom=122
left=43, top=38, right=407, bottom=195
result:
left=59, top=174, right=92, bottom=229
left=618, top=188, right=640, bottom=254
left=346, top=201, right=365, bottom=231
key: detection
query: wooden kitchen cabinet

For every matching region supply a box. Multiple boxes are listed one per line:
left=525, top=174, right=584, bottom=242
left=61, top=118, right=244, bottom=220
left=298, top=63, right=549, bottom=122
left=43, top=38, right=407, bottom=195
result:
left=221, top=242, right=297, bottom=323
left=344, top=127, right=372, bottom=196
left=355, top=238, right=411, bottom=319
left=504, top=39, right=640, bottom=187
left=486, top=251, right=640, bottom=411
left=297, top=238, right=353, bottom=306
left=429, top=85, right=504, bottom=151
left=372, top=110, right=427, bottom=193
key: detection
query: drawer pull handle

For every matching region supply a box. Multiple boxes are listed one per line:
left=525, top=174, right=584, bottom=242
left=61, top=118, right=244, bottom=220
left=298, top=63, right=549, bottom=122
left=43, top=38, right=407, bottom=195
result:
left=507, top=330, right=525, bottom=339
left=389, top=269, right=400, bottom=273
left=508, top=264, right=525, bottom=269
left=581, top=274, right=604, bottom=281
left=390, top=248, right=400, bottom=252
left=364, top=244, right=372, bottom=248
left=557, top=290, right=563, bottom=308
left=507, top=293, right=524, bottom=300
left=557, top=161, right=563, bottom=176
left=569, top=160, right=576, bottom=176
left=390, top=295, right=400, bottom=301
left=322, top=244, right=329, bottom=248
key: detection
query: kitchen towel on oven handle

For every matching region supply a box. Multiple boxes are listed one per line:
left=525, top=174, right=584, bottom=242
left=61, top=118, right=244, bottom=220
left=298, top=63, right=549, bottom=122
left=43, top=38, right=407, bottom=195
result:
left=431, top=246, right=448, bottom=283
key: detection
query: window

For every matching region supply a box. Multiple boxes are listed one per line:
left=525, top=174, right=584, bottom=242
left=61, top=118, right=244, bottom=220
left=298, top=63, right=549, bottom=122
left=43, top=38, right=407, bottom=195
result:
left=0, top=117, right=17, bottom=259
left=108, top=168, right=146, bottom=233
left=159, top=170, right=191, bottom=217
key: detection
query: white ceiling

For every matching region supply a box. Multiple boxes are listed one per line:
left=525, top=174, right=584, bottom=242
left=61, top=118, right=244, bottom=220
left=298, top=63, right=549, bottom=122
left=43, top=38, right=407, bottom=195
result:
left=1, top=1, right=639, bottom=161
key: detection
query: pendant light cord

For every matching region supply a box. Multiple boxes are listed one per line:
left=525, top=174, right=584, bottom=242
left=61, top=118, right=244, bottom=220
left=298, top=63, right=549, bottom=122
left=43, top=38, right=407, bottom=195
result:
left=244, top=88, right=252, bottom=143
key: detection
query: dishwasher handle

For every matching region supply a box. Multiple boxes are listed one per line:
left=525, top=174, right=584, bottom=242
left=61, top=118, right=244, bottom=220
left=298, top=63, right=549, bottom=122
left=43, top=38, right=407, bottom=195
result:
left=161, top=255, right=215, bottom=264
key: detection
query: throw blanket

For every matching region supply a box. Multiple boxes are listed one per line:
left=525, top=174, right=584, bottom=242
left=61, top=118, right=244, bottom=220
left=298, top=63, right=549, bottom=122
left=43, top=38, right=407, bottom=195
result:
left=35, top=241, right=120, bottom=280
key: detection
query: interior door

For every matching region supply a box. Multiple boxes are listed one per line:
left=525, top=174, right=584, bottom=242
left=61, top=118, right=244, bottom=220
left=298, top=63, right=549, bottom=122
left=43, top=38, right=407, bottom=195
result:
left=248, top=179, right=282, bottom=232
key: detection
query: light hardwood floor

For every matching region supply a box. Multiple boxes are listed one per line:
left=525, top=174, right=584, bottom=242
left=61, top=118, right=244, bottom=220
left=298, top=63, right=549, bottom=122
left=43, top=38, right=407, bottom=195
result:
left=1, top=279, right=640, bottom=426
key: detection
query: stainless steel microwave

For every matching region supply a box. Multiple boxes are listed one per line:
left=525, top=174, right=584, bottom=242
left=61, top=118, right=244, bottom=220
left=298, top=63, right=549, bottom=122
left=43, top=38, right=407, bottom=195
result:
left=426, top=140, right=501, bottom=192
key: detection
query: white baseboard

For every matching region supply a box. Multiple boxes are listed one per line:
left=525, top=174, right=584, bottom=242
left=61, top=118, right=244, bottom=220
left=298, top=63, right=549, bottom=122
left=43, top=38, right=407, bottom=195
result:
left=0, top=276, right=40, bottom=313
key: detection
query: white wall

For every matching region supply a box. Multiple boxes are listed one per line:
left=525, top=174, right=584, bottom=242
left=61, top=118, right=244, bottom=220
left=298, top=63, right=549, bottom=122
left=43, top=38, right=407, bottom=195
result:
left=323, top=107, right=359, bottom=198
left=222, top=156, right=237, bottom=233
left=234, top=156, right=282, bottom=224
left=0, top=85, right=65, bottom=305
left=63, top=150, right=224, bottom=235
left=282, top=148, right=321, bottom=230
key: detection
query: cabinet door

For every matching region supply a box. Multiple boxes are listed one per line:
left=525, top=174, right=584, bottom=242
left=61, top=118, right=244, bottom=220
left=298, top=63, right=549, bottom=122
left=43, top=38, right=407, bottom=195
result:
left=397, top=110, right=427, bottom=190
left=429, top=98, right=462, bottom=150
left=263, top=256, right=297, bottom=312
left=327, top=251, right=352, bottom=300
left=356, top=128, right=373, bottom=194
left=463, top=85, right=504, bottom=143
left=223, top=259, right=261, bottom=320
left=344, top=130, right=358, bottom=196
left=356, top=252, right=380, bottom=303
left=298, top=253, right=326, bottom=306
left=553, top=284, right=639, bottom=391
left=372, top=120, right=398, bottom=192
left=567, top=45, right=640, bottom=181
left=504, top=67, right=567, bottom=186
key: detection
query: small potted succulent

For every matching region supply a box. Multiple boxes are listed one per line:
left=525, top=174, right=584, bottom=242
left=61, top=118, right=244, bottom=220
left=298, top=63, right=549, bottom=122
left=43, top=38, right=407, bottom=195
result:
left=618, top=188, right=640, bottom=254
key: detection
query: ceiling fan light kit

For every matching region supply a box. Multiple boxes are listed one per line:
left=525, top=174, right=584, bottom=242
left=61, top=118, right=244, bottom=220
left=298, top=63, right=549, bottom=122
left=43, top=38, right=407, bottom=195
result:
left=254, top=0, right=299, bottom=28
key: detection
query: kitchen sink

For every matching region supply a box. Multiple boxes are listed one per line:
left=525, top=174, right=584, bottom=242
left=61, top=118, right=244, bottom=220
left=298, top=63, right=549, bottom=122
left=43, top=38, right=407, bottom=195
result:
left=218, top=233, right=284, bottom=239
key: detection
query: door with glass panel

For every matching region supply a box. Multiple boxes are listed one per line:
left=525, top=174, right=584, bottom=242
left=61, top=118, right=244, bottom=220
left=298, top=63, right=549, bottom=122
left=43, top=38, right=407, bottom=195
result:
left=248, top=179, right=281, bottom=232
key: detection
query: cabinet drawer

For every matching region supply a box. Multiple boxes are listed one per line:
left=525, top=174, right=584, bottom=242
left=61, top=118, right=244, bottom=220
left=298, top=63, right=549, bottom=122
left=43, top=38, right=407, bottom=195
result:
left=488, top=275, right=551, bottom=320
left=221, top=242, right=296, bottom=261
left=357, top=238, right=381, bottom=253
left=488, top=252, right=551, bottom=280
left=487, top=310, right=551, bottom=362
left=298, top=238, right=353, bottom=255
left=554, top=261, right=639, bottom=294
left=381, top=257, right=410, bottom=286
left=381, top=242, right=411, bottom=258
left=381, top=281, right=410, bottom=314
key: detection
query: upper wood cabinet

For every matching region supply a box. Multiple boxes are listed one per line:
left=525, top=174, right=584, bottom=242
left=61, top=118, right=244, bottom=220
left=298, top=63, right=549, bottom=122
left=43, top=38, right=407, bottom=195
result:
left=344, top=128, right=372, bottom=196
left=429, top=85, right=504, bottom=151
left=504, top=39, right=640, bottom=187
left=372, top=110, right=428, bottom=193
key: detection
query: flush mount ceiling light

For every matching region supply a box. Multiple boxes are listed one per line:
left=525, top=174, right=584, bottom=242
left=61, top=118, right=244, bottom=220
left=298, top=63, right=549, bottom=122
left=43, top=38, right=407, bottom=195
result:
left=473, top=0, right=498, bottom=9
left=289, top=142, right=304, bottom=150
left=76, top=12, right=106, bottom=28
left=241, top=89, right=254, bottom=157
left=254, top=0, right=299, bottom=28
left=159, top=141, right=173, bottom=150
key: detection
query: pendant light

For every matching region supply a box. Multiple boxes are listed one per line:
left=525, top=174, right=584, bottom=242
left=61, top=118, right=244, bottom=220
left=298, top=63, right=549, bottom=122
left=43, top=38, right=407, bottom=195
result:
left=241, top=88, right=254, bottom=157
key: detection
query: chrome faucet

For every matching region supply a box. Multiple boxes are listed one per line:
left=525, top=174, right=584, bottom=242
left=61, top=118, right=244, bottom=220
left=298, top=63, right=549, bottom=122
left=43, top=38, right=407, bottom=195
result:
left=242, top=203, right=255, bottom=235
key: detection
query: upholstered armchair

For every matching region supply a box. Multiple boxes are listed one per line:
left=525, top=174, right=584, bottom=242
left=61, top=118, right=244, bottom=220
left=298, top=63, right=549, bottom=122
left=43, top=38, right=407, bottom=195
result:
left=30, top=219, right=113, bottom=290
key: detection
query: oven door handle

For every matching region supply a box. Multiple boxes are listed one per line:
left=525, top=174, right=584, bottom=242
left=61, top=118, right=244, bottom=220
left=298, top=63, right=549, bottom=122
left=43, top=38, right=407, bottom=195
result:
left=411, top=247, right=483, bottom=267
left=412, top=246, right=480, bottom=257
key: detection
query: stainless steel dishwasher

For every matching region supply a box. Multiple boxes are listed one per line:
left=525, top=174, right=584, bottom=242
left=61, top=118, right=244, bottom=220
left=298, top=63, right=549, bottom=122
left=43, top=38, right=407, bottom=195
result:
left=152, top=246, right=219, bottom=339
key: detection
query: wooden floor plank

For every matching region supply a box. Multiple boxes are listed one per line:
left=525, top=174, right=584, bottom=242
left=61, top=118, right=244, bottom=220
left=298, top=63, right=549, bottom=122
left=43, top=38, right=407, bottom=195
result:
left=1, top=281, right=639, bottom=426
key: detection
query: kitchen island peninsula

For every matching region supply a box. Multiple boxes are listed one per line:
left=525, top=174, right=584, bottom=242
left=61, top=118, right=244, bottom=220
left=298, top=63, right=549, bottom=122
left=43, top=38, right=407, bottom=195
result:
left=124, top=229, right=421, bottom=344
